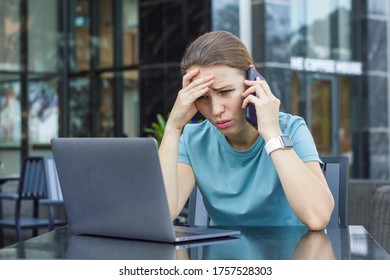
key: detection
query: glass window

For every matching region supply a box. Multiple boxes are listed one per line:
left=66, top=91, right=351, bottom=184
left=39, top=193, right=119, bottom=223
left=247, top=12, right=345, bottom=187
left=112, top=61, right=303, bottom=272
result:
left=336, top=0, right=352, bottom=60
left=99, top=0, right=113, bottom=69
left=367, top=0, right=388, bottom=16
left=310, top=78, right=332, bottom=155
left=99, top=72, right=114, bottom=137
left=0, top=76, right=21, bottom=147
left=291, top=73, right=300, bottom=116
left=340, top=76, right=352, bottom=156
left=69, top=0, right=90, bottom=72
left=123, top=0, right=138, bottom=65
left=291, top=73, right=307, bottom=120
left=212, top=0, right=239, bottom=36
left=28, top=77, right=59, bottom=145
left=290, top=0, right=307, bottom=57
left=123, top=70, right=139, bottom=137
left=306, top=1, right=332, bottom=59
left=291, top=0, right=352, bottom=60
left=0, top=0, right=21, bottom=71
left=69, top=77, right=91, bottom=136
left=28, top=0, right=59, bottom=72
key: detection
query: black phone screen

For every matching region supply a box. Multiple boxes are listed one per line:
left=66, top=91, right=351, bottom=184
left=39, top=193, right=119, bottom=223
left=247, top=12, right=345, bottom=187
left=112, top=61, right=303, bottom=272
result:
left=245, top=67, right=265, bottom=129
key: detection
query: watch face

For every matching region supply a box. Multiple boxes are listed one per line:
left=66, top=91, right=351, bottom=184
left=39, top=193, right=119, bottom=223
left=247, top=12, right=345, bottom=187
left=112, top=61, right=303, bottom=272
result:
left=280, top=135, right=293, bottom=148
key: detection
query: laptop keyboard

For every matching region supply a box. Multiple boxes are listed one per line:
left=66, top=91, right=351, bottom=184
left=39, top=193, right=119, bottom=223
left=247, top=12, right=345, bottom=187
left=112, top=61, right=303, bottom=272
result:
left=175, top=231, right=205, bottom=238
left=174, top=226, right=210, bottom=236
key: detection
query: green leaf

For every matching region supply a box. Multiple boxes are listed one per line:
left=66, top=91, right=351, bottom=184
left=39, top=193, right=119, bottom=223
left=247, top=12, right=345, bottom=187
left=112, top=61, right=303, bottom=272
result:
left=157, top=114, right=166, bottom=130
left=144, top=114, right=168, bottom=147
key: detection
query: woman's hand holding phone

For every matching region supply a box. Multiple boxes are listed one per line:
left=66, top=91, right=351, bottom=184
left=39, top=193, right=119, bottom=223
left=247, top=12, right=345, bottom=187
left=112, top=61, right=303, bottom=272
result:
left=242, top=67, right=282, bottom=142
left=167, top=68, right=214, bottom=133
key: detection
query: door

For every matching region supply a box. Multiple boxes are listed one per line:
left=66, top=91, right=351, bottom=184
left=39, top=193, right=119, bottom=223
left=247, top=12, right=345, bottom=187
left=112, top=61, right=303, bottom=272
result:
left=305, top=75, right=339, bottom=156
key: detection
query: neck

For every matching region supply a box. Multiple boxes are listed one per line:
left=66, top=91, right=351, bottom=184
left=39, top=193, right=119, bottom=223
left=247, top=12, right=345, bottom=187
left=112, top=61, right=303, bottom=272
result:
left=226, top=124, right=259, bottom=150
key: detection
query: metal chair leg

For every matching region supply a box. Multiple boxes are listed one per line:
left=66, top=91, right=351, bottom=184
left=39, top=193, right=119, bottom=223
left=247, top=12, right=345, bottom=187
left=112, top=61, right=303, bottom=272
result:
left=16, top=225, right=23, bottom=243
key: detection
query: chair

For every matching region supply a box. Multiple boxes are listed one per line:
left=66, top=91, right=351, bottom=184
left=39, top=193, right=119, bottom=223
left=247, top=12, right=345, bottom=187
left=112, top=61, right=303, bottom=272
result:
left=188, top=187, right=208, bottom=226
left=320, top=156, right=349, bottom=227
left=188, top=156, right=349, bottom=228
left=39, top=156, right=66, bottom=230
left=0, top=157, right=48, bottom=246
left=371, top=185, right=390, bottom=252
left=0, top=156, right=65, bottom=247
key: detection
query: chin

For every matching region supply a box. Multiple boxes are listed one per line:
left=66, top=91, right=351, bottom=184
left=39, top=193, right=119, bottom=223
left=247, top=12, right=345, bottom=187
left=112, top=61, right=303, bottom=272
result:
left=217, top=126, right=240, bottom=138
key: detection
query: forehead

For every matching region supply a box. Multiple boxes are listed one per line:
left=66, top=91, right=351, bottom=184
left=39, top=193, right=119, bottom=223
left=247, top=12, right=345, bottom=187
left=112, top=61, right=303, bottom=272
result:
left=188, top=65, right=244, bottom=85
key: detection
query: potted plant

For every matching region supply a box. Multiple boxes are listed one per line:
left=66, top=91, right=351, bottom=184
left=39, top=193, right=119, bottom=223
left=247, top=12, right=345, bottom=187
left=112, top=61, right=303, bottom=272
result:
left=144, top=114, right=166, bottom=147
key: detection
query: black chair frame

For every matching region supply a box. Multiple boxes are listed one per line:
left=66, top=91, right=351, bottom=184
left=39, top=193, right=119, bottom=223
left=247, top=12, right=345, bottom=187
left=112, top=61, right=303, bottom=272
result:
left=0, top=157, right=60, bottom=247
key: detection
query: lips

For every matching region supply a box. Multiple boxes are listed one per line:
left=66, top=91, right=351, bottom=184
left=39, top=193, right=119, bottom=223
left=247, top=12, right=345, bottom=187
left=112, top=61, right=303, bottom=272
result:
left=215, top=120, right=232, bottom=129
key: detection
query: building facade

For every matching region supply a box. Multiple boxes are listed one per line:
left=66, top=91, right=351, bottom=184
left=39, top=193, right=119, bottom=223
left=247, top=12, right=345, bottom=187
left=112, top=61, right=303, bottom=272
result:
left=0, top=0, right=389, bottom=179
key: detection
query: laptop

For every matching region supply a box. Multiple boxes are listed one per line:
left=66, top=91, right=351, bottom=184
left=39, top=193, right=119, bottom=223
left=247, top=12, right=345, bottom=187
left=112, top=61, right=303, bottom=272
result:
left=51, top=137, right=240, bottom=243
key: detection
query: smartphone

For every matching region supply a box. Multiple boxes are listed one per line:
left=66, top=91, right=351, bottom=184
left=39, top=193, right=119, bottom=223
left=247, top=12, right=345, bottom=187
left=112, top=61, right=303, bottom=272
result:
left=245, top=67, right=265, bottom=129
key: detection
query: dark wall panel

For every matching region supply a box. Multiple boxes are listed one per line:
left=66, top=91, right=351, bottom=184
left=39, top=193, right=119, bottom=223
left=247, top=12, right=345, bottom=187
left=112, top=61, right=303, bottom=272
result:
left=139, top=0, right=211, bottom=132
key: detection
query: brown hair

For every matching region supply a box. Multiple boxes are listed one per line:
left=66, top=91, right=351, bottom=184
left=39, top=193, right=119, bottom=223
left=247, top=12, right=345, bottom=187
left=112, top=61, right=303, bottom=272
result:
left=180, top=30, right=254, bottom=76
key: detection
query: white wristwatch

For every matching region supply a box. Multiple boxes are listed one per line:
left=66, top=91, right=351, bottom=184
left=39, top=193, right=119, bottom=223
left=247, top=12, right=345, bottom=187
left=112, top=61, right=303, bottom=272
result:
left=264, top=135, right=293, bottom=156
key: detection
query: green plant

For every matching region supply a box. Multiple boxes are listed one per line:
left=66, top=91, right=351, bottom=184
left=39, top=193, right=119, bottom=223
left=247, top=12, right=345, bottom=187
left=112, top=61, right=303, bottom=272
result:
left=144, top=114, right=203, bottom=147
left=144, top=113, right=166, bottom=146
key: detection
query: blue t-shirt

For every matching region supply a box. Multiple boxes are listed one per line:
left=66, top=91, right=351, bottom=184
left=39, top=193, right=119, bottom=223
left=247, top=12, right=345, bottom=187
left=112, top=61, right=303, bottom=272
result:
left=178, top=112, right=321, bottom=226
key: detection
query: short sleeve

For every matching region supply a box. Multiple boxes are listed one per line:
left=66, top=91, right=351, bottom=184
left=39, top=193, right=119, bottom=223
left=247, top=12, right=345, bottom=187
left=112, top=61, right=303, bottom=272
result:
left=178, top=125, right=192, bottom=166
left=284, top=116, right=323, bottom=167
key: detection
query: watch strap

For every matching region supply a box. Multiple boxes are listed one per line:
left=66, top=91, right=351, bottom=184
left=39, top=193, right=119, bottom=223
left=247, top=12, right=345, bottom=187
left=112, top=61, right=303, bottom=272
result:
left=264, top=135, right=293, bottom=156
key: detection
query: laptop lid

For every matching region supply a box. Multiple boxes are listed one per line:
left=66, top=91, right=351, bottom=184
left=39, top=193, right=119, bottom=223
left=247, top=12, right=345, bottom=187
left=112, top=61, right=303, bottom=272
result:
left=51, top=137, right=240, bottom=243
left=66, top=234, right=177, bottom=260
left=65, top=234, right=239, bottom=259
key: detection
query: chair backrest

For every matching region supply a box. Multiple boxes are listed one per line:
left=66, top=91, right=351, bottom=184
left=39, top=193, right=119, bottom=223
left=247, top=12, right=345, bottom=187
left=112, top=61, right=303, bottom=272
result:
left=188, top=156, right=349, bottom=227
left=320, top=156, right=349, bottom=227
left=188, top=187, right=208, bottom=226
left=42, top=156, right=63, bottom=202
left=19, top=157, right=47, bottom=199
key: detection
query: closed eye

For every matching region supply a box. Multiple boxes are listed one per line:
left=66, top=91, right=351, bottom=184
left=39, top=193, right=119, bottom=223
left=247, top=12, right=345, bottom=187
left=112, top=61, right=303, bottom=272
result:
left=219, top=89, right=233, bottom=95
left=197, top=95, right=209, bottom=102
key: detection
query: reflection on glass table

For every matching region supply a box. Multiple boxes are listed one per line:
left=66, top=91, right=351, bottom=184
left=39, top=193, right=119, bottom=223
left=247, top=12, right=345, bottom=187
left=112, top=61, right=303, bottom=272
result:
left=0, top=225, right=388, bottom=260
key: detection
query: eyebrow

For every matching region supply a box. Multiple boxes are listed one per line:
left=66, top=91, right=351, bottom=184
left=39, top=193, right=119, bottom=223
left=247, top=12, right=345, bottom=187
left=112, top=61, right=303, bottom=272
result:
left=211, top=84, right=235, bottom=91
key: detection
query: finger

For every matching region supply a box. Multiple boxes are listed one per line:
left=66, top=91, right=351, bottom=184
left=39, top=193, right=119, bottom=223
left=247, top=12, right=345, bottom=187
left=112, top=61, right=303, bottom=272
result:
left=187, top=76, right=212, bottom=90
left=259, top=80, right=273, bottom=97
left=180, top=76, right=213, bottom=95
left=182, top=68, right=200, bottom=88
left=241, top=94, right=259, bottom=109
left=180, top=78, right=214, bottom=100
left=186, top=74, right=215, bottom=92
left=188, top=86, right=210, bottom=103
left=244, top=78, right=266, bottom=87
left=245, top=78, right=274, bottom=98
left=242, top=84, right=263, bottom=98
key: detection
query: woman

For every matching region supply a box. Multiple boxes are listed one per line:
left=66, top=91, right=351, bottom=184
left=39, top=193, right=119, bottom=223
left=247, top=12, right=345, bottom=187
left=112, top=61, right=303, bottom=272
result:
left=159, top=30, right=334, bottom=230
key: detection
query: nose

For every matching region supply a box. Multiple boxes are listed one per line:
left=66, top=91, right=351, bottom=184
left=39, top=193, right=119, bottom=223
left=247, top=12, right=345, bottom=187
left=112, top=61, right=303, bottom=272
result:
left=211, top=98, right=225, bottom=116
